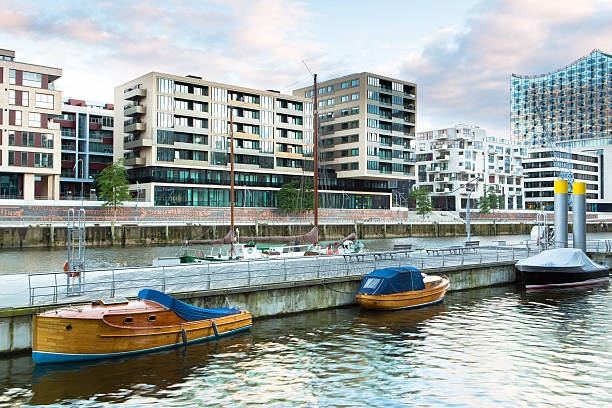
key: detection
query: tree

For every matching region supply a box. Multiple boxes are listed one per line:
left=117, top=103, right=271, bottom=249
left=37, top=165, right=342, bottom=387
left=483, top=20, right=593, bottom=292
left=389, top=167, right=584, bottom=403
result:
left=96, top=159, right=130, bottom=220
left=479, top=187, right=492, bottom=214
left=277, top=180, right=315, bottom=213
left=408, top=187, right=432, bottom=217
left=277, top=181, right=300, bottom=213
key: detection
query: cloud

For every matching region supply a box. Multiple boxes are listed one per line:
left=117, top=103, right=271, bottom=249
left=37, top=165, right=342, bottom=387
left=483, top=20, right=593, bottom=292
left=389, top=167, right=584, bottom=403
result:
left=399, top=0, right=612, bottom=136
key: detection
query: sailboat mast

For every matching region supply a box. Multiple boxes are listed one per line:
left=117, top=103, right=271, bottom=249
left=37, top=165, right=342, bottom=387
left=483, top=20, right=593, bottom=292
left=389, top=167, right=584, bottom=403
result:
left=230, top=103, right=235, bottom=257
left=313, top=73, right=318, bottom=228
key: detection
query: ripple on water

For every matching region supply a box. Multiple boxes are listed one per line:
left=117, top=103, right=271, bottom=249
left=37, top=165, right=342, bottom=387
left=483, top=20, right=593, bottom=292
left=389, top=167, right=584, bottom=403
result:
left=0, top=284, right=610, bottom=407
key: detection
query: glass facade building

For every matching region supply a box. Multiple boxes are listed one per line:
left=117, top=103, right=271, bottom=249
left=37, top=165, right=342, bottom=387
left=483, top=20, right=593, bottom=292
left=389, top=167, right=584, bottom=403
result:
left=511, top=49, right=612, bottom=149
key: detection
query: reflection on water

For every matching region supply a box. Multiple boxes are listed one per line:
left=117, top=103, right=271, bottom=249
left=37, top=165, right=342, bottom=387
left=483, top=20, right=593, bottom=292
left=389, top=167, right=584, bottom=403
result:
left=0, top=284, right=610, bottom=407
left=0, top=235, right=538, bottom=275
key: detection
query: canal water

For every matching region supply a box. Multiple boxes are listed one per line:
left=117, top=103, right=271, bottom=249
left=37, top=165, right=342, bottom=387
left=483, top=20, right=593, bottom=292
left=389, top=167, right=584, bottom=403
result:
left=0, top=283, right=610, bottom=407
left=0, top=235, right=537, bottom=274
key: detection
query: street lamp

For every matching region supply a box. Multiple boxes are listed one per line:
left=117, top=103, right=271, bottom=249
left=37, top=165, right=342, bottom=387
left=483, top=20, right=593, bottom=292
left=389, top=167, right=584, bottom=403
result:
left=452, top=176, right=480, bottom=242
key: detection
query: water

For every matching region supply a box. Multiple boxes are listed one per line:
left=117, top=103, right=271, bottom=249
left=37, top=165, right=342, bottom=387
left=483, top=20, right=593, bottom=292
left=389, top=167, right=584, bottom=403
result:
left=0, top=235, right=537, bottom=274
left=0, top=283, right=610, bottom=407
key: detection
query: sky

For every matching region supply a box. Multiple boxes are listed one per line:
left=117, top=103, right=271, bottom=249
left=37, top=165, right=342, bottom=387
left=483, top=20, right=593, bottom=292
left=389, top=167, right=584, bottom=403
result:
left=1, top=0, right=611, bottom=137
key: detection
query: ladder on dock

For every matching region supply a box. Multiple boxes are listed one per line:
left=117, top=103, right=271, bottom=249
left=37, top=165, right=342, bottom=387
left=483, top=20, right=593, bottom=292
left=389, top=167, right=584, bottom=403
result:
left=66, top=208, right=86, bottom=295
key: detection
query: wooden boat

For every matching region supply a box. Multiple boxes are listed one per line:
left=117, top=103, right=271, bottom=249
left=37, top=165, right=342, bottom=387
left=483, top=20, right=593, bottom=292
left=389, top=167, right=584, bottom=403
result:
left=356, top=267, right=449, bottom=310
left=32, top=289, right=252, bottom=364
left=516, top=248, right=610, bottom=290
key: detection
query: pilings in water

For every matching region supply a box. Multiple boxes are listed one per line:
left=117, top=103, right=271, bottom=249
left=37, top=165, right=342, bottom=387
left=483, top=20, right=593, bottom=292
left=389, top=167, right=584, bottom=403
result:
left=573, top=182, right=587, bottom=253
left=554, top=180, right=568, bottom=248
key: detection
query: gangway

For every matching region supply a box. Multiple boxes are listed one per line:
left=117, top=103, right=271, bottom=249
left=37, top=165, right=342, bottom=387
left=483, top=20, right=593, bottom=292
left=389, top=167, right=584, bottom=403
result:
left=66, top=208, right=86, bottom=295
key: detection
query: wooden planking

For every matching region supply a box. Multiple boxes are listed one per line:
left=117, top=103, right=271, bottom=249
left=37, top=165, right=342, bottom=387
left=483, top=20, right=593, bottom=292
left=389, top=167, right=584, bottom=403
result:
left=34, top=311, right=252, bottom=355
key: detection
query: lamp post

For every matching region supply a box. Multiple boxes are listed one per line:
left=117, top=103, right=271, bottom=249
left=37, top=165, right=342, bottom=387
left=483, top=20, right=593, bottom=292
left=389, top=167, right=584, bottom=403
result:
left=452, top=176, right=480, bottom=242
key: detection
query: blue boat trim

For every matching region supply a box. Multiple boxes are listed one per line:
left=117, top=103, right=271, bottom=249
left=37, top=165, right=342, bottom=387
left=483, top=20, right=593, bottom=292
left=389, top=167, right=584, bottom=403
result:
left=32, top=325, right=251, bottom=365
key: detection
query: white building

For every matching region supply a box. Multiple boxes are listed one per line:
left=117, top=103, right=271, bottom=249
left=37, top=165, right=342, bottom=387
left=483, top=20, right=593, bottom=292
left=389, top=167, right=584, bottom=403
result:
left=522, top=148, right=600, bottom=211
left=416, top=125, right=525, bottom=211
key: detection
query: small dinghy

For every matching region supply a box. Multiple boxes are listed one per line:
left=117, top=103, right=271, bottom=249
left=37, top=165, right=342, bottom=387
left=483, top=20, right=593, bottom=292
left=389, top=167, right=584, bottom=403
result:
left=515, top=248, right=610, bottom=290
left=32, top=289, right=252, bottom=364
left=356, top=267, right=449, bottom=310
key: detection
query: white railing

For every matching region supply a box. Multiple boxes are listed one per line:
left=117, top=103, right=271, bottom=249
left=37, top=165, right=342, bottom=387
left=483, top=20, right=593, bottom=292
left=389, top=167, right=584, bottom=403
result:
left=3, top=240, right=608, bottom=309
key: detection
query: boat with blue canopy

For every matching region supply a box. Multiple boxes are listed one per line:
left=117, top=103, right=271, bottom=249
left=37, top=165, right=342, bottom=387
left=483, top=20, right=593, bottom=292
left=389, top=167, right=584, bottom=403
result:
left=32, top=289, right=252, bottom=364
left=356, top=267, right=449, bottom=310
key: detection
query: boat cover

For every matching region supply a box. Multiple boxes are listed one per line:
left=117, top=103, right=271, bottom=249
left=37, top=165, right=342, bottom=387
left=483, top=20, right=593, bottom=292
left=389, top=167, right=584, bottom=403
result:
left=138, top=289, right=241, bottom=321
left=358, top=267, right=425, bottom=295
left=515, top=248, right=609, bottom=272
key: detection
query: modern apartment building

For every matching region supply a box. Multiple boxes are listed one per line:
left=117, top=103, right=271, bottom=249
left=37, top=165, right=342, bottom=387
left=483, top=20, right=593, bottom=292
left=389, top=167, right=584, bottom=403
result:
left=57, top=99, right=114, bottom=198
left=293, top=73, right=417, bottom=209
left=114, top=72, right=379, bottom=208
left=522, top=148, right=600, bottom=211
left=416, top=125, right=525, bottom=211
left=0, top=49, right=62, bottom=200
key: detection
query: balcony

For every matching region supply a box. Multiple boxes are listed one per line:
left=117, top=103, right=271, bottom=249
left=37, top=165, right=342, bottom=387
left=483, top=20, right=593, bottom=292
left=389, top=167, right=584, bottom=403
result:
left=124, top=86, right=146, bottom=100
left=48, top=121, right=60, bottom=130
left=435, top=153, right=450, bottom=160
left=125, top=121, right=146, bottom=133
left=124, top=104, right=146, bottom=117
left=125, top=157, right=145, bottom=166
left=124, top=138, right=152, bottom=150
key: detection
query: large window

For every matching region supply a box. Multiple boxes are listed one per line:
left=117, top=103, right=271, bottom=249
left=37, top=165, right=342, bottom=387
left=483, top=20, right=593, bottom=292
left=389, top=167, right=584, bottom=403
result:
left=23, top=71, right=42, bottom=88
left=9, top=69, right=16, bottom=85
left=29, top=112, right=41, bottom=128
left=35, top=93, right=53, bottom=109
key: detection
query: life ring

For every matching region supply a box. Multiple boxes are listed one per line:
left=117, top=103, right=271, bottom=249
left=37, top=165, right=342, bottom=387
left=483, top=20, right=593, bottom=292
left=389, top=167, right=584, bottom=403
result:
left=64, top=261, right=79, bottom=278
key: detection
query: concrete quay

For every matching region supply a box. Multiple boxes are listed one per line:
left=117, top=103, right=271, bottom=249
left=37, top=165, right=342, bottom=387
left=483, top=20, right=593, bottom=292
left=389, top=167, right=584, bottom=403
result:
left=2, top=244, right=610, bottom=356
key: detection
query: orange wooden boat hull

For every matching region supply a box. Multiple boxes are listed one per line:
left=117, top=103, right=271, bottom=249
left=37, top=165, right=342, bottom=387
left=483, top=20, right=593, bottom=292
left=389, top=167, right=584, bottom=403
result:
left=32, top=300, right=252, bottom=364
left=356, top=276, right=449, bottom=310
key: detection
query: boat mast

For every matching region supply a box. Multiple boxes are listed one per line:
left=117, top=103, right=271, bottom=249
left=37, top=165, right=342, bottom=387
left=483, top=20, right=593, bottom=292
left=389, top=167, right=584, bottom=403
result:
left=313, top=73, right=318, bottom=230
left=230, top=102, right=235, bottom=257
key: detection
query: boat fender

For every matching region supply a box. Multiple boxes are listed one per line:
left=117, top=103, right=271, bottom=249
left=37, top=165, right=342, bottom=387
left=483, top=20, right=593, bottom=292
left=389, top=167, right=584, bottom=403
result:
left=212, top=321, right=219, bottom=338
left=181, top=327, right=188, bottom=346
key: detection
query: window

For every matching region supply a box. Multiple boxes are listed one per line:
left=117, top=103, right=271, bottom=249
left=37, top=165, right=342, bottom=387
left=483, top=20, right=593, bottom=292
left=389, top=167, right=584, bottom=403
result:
left=35, top=93, right=53, bottom=109
left=341, top=95, right=349, bottom=103
left=351, top=93, right=359, bottom=101
left=21, top=152, right=28, bottom=165
left=327, top=99, right=334, bottom=106
left=158, top=78, right=175, bottom=94
left=318, top=88, right=325, bottom=95
left=9, top=69, right=16, bottom=85
left=9, top=90, right=15, bottom=105
left=22, top=91, right=29, bottom=106
left=8, top=151, right=14, bottom=165
left=351, top=79, right=359, bottom=87
left=23, top=71, right=42, bottom=88
left=341, top=81, right=348, bottom=89
left=14, top=110, right=22, bottom=126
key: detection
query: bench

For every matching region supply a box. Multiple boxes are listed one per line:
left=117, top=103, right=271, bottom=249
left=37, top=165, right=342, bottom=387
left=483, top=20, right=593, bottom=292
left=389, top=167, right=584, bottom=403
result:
left=393, top=244, right=413, bottom=251
left=426, top=246, right=466, bottom=256
left=464, top=240, right=480, bottom=253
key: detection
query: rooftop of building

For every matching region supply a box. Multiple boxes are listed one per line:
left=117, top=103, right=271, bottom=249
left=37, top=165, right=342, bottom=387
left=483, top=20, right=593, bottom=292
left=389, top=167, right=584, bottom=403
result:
left=511, top=49, right=612, bottom=80
left=293, top=71, right=417, bottom=91
left=0, top=48, right=62, bottom=75
left=116, top=71, right=312, bottom=103
left=62, top=98, right=114, bottom=113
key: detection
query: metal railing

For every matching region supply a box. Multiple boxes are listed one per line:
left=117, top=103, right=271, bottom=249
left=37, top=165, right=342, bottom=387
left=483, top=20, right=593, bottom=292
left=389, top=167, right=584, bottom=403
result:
left=3, top=240, right=609, bottom=309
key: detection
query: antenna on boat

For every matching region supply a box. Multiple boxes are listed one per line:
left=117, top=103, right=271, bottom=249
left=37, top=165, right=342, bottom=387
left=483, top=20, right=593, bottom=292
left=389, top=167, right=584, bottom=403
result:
left=302, top=60, right=319, bottom=242
left=230, top=101, right=235, bottom=258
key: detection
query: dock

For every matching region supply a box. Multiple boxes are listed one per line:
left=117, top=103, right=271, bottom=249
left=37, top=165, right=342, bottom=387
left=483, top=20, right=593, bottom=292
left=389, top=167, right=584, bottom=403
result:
left=1, top=240, right=611, bottom=355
